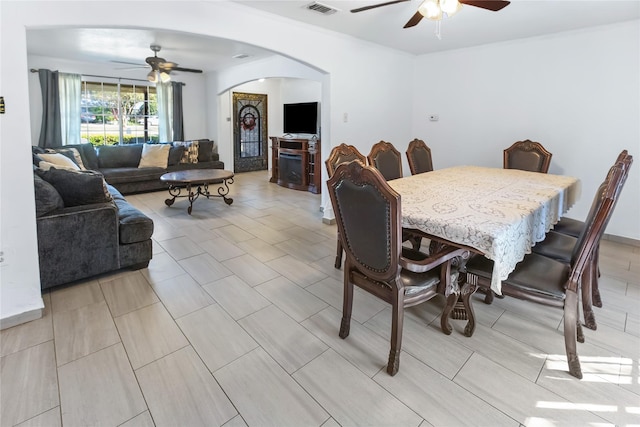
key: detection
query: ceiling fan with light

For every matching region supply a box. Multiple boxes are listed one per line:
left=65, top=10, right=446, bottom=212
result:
left=114, top=44, right=203, bottom=83
left=351, top=0, right=510, bottom=28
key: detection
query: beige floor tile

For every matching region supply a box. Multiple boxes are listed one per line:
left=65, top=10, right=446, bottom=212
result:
left=53, top=300, right=120, bottom=366
left=237, top=237, right=287, bottom=262
left=177, top=304, right=258, bottom=372
left=58, top=343, right=146, bottom=427
left=215, top=224, right=256, bottom=243
left=302, top=307, right=390, bottom=377
left=293, top=349, right=422, bottom=427
left=255, top=276, right=327, bottom=322
left=275, top=238, right=331, bottom=263
left=364, top=307, right=474, bottom=379
left=136, top=346, right=237, bottom=427
left=245, top=223, right=291, bottom=244
left=222, top=415, right=249, bottom=427
left=202, top=275, right=271, bottom=320
left=119, top=411, right=155, bottom=427
left=215, top=348, right=329, bottom=427
left=157, top=235, right=205, bottom=260
left=455, top=352, right=614, bottom=425
left=149, top=273, right=214, bottom=319
left=178, top=253, right=233, bottom=285
left=1, top=293, right=53, bottom=357
left=254, top=214, right=296, bottom=231
left=198, top=236, right=247, bottom=261
left=375, top=352, right=518, bottom=426
left=15, top=407, right=61, bottom=427
left=266, top=254, right=328, bottom=287
left=0, top=341, right=59, bottom=426
left=115, top=302, right=189, bottom=369
left=223, top=253, right=281, bottom=287
left=141, top=251, right=187, bottom=283
left=50, top=280, right=104, bottom=314
left=100, top=272, right=160, bottom=317
left=239, top=305, right=328, bottom=374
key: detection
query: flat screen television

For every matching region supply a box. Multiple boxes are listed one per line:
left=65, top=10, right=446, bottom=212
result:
left=283, top=102, right=318, bottom=134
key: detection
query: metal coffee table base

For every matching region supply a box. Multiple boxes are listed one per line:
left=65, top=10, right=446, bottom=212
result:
left=164, top=179, right=234, bottom=215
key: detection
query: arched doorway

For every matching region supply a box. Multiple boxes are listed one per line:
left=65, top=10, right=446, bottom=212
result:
left=232, top=92, right=268, bottom=173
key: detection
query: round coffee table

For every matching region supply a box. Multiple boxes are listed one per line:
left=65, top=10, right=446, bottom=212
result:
left=160, top=169, right=234, bottom=214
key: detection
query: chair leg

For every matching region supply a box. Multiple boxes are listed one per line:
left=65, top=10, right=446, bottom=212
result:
left=410, top=235, right=421, bottom=251
left=592, top=247, right=603, bottom=308
left=339, top=270, right=353, bottom=339
left=581, top=256, right=598, bottom=330
left=461, top=282, right=478, bottom=337
left=335, top=234, right=343, bottom=269
left=564, top=290, right=583, bottom=379
left=387, top=291, right=403, bottom=376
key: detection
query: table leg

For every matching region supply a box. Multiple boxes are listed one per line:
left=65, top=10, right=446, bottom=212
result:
left=165, top=185, right=181, bottom=206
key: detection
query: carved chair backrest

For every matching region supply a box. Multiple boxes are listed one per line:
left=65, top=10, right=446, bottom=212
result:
left=368, top=141, right=403, bottom=181
left=406, top=138, right=434, bottom=175
left=503, top=140, right=552, bottom=173
left=325, top=143, right=367, bottom=176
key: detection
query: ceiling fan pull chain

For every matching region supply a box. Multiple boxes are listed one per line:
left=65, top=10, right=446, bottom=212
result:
left=435, top=20, right=442, bottom=40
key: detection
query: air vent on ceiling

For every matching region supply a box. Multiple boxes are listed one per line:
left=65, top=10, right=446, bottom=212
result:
left=305, top=2, right=338, bottom=15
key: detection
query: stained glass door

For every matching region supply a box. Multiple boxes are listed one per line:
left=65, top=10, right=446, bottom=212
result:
left=233, top=92, right=268, bottom=173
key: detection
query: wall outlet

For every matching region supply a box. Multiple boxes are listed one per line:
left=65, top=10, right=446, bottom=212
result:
left=429, top=114, right=439, bottom=121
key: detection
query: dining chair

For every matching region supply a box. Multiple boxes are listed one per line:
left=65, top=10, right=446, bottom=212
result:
left=465, top=162, right=623, bottom=379
left=325, top=143, right=367, bottom=269
left=327, top=161, right=468, bottom=376
left=530, top=153, right=632, bottom=330
left=406, top=138, right=434, bottom=175
left=368, top=140, right=422, bottom=250
left=503, top=139, right=552, bottom=173
left=367, top=140, right=403, bottom=180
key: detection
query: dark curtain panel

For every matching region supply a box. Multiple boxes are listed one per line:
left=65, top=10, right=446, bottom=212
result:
left=38, top=69, right=62, bottom=148
left=172, top=81, right=184, bottom=141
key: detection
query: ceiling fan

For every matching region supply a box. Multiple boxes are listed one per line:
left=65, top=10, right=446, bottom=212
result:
left=114, top=44, right=203, bottom=83
left=351, top=0, right=510, bottom=28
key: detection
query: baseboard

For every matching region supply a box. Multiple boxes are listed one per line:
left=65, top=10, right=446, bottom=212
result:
left=322, top=217, right=336, bottom=225
left=0, top=307, right=43, bottom=330
left=603, top=233, right=640, bottom=248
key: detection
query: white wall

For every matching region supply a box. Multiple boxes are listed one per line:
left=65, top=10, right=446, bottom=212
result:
left=0, top=0, right=414, bottom=326
left=411, top=20, right=640, bottom=240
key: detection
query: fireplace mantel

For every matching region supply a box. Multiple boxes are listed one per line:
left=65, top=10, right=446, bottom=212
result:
left=269, top=137, right=321, bottom=194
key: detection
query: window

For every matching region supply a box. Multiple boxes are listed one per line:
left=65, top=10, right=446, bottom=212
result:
left=80, top=81, right=158, bottom=145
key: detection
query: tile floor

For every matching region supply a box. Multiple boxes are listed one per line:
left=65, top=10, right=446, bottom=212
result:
left=1, top=170, right=639, bottom=427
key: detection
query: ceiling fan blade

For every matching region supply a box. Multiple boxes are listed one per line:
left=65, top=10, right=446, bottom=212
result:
left=459, top=0, right=510, bottom=12
left=111, top=60, right=147, bottom=67
left=171, top=67, right=203, bottom=73
left=403, top=11, right=423, bottom=28
left=351, top=0, right=409, bottom=13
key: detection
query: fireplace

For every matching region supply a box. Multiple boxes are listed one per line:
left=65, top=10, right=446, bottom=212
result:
left=279, top=153, right=303, bottom=186
left=270, top=137, right=321, bottom=194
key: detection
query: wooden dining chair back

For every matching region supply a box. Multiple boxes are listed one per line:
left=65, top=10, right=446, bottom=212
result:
left=530, top=152, right=633, bottom=329
left=367, top=141, right=403, bottom=180
left=503, top=140, right=552, bottom=173
left=325, top=143, right=367, bottom=269
left=327, top=161, right=467, bottom=376
left=465, top=163, right=624, bottom=379
left=406, top=139, right=434, bottom=175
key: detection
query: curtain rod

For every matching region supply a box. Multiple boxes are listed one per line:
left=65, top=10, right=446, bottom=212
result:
left=29, top=68, right=185, bottom=85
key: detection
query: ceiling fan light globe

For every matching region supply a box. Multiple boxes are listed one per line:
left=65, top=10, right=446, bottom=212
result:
left=159, top=71, right=171, bottom=83
left=440, top=0, right=462, bottom=16
left=147, top=70, right=158, bottom=83
left=418, top=0, right=442, bottom=20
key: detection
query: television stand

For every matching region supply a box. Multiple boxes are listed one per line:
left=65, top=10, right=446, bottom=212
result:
left=270, top=137, right=321, bottom=194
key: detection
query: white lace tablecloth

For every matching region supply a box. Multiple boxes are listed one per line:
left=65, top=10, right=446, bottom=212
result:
left=388, top=166, right=581, bottom=294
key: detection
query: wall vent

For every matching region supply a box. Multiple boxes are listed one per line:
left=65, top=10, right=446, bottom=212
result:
left=305, top=2, right=338, bottom=15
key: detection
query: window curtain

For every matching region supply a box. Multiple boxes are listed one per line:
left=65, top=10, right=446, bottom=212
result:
left=38, top=69, right=62, bottom=148
left=156, top=79, right=173, bottom=143
left=171, top=81, right=184, bottom=141
left=59, top=73, right=81, bottom=145
left=38, top=69, right=81, bottom=147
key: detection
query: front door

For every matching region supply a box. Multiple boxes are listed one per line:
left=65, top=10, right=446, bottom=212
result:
left=233, top=92, right=268, bottom=173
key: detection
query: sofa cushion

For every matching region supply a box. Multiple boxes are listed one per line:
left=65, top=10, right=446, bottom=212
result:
left=98, top=144, right=143, bottom=168
left=37, top=168, right=112, bottom=207
left=100, top=167, right=166, bottom=184
left=112, top=198, right=154, bottom=244
left=39, top=152, right=81, bottom=170
left=33, top=173, right=64, bottom=217
left=168, top=145, right=186, bottom=166
left=138, top=143, right=170, bottom=168
left=197, top=140, right=214, bottom=162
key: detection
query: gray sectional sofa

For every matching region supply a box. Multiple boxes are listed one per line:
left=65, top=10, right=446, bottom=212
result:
left=31, top=140, right=223, bottom=289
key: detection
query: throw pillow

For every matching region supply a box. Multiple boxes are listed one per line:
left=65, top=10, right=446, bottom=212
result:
left=54, top=147, right=87, bottom=170
left=33, top=173, right=64, bottom=217
left=38, top=153, right=81, bottom=171
left=197, top=140, right=214, bottom=163
left=168, top=145, right=186, bottom=166
left=173, top=141, right=199, bottom=164
left=138, top=143, right=170, bottom=168
left=39, top=168, right=112, bottom=207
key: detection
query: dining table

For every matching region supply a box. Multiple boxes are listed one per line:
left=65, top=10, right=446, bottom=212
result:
left=388, top=165, right=581, bottom=335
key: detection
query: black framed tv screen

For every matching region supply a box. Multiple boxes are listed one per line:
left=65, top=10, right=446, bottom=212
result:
left=283, top=102, right=318, bottom=134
